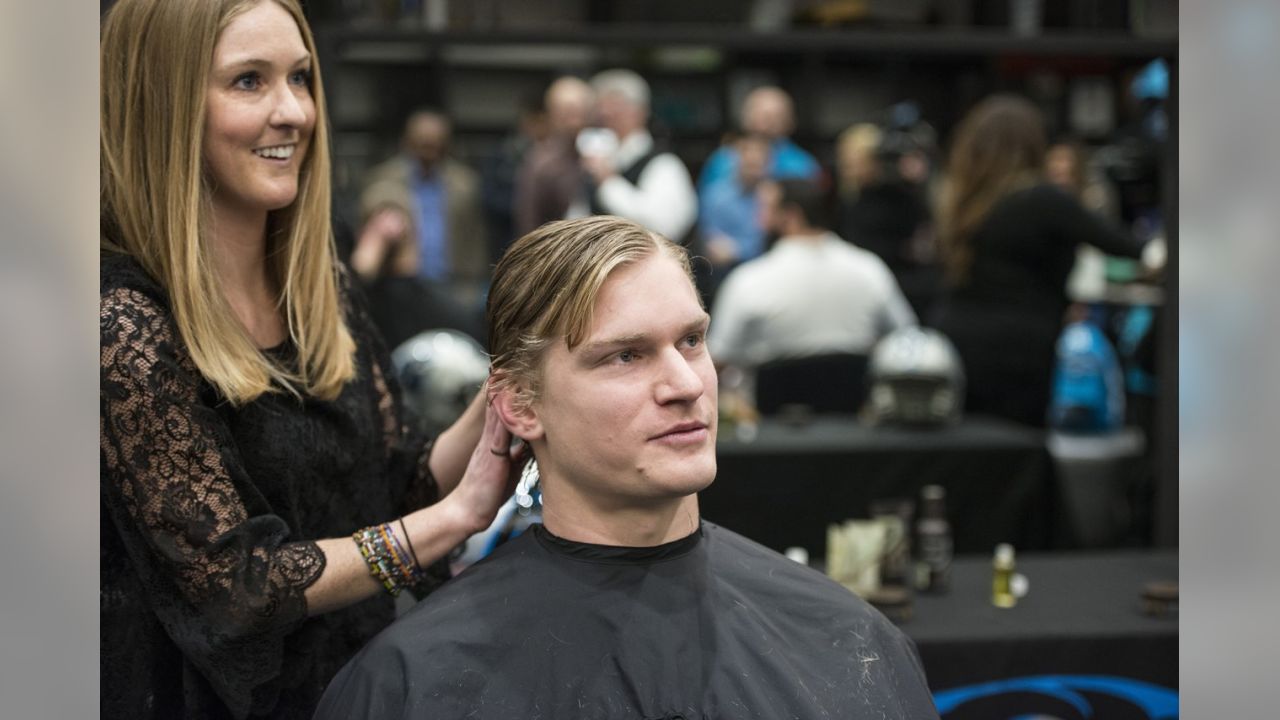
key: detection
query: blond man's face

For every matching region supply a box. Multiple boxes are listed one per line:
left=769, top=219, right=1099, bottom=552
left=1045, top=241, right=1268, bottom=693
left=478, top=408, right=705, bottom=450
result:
left=525, top=252, right=718, bottom=505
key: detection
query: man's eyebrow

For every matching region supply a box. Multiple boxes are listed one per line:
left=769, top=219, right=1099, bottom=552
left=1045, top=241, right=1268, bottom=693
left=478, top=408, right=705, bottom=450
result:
left=579, top=315, right=710, bottom=355
left=685, top=314, right=712, bottom=333
left=580, top=333, right=648, bottom=355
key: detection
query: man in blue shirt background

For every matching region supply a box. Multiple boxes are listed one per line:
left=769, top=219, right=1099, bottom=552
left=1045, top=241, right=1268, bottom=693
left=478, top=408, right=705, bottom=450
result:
left=698, top=86, right=820, bottom=197
left=699, top=134, right=772, bottom=269
left=360, top=109, right=488, bottom=305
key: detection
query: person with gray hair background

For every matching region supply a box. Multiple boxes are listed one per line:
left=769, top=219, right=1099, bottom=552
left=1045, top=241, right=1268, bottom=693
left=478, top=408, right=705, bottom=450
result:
left=568, top=68, right=698, bottom=242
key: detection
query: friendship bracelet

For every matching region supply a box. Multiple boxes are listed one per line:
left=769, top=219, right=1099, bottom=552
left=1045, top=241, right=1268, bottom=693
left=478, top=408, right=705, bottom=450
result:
left=379, top=523, right=417, bottom=585
left=398, top=517, right=423, bottom=570
left=352, top=526, right=404, bottom=596
left=371, top=526, right=408, bottom=589
left=356, top=529, right=398, bottom=595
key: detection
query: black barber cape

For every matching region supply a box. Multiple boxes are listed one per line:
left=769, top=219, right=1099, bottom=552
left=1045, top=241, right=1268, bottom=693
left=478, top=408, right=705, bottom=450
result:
left=314, top=521, right=939, bottom=719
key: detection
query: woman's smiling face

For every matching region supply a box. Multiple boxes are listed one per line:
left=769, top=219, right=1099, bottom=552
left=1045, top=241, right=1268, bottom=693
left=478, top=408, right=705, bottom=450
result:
left=203, top=0, right=315, bottom=220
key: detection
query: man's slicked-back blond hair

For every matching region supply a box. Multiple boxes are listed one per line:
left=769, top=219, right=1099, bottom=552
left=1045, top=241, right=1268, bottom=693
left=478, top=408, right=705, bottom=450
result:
left=486, top=216, right=695, bottom=408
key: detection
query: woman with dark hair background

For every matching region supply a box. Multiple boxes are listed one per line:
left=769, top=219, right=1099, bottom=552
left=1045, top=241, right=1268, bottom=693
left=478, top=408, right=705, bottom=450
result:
left=931, top=94, right=1149, bottom=427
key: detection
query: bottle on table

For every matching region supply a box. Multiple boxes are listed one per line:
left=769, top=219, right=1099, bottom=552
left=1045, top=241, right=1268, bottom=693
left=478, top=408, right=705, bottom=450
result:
left=992, top=543, right=1017, bottom=608
left=913, top=484, right=952, bottom=593
left=870, top=497, right=915, bottom=590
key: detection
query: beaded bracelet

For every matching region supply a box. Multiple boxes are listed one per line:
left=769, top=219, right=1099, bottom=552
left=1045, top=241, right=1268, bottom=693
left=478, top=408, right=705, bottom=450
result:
left=379, top=523, right=418, bottom=586
left=352, top=523, right=421, bottom=597
left=353, top=526, right=399, bottom=595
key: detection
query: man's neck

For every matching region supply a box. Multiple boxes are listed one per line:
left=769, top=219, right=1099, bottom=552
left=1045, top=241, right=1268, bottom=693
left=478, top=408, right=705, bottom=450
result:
left=412, top=157, right=441, bottom=180
left=778, top=225, right=827, bottom=244
left=540, top=489, right=700, bottom=547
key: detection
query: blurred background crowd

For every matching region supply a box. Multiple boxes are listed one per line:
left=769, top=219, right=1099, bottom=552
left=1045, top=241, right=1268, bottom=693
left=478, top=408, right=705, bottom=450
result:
left=308, top=4, right=1180, bottom=705
left=308, top=0, right=1175, bottom=537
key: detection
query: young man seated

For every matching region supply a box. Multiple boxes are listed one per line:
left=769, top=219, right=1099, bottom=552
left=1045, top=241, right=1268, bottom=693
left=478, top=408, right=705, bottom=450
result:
left=315, top=216, right=939, bottom=719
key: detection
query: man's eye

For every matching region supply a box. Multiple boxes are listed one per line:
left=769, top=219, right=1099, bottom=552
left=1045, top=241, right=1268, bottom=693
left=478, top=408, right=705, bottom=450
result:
left=683, top=333, right=703, bottom=348
left=616, top=350, right=637, bottom=364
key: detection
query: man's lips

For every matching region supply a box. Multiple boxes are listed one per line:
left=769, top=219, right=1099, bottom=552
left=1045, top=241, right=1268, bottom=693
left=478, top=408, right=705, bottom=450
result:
left=649, top=421, right=710, bottom=443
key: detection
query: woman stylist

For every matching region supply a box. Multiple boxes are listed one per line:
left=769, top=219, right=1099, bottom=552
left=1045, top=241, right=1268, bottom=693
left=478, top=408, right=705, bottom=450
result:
left=99, top=1, right=518, bottom=717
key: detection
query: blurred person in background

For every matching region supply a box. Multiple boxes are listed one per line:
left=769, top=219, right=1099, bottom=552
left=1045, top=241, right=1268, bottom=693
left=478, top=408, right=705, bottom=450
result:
left=709, top=178, right=916, bottom=370
left=360, top=109, right=488, bottom=306
left=698, top=85, right=821, bottom=197
left=931, top=94, right=1150, bottom=428
left=835, top=116, right=940, bottom=319
left=347, top=207, right=486, bottom=350
left=697, top=133, right=772, bottom=299
left=1045, top=136, right=1125, bottom=302
left=314, top=216, right=938, bottom=719
left=514, top=75, right=593, bottom=238
left=1046, top=137, right=1122, bottom=222
left=100, top=1, right=519, bottom=716
left=569, top=68, right=697, bottom=242
left=480, top=92, right=548, bottom=263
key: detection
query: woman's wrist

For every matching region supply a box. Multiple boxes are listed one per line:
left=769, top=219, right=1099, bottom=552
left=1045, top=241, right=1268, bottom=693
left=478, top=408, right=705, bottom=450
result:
left=439, top=487, right=491, bottom=537
left=428, top=388, right=488, bottom=495
left=404, top=493, right=485, bottom=563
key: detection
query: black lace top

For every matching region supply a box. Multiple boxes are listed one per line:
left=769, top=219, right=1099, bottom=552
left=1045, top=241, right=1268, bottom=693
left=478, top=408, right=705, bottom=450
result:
left=100, top=252, right=449, bottom=719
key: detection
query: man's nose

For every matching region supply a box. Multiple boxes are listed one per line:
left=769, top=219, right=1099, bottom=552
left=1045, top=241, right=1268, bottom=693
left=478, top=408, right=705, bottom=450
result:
left=654, top=347, right=705, bottom=405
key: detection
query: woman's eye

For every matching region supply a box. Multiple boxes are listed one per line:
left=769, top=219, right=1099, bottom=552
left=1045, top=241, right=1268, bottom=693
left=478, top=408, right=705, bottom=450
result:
left=616, top=350, right=637, bottom=364
left=233, top=72, right=260, bottom=90
left=289, top=69, right=312, bottom=87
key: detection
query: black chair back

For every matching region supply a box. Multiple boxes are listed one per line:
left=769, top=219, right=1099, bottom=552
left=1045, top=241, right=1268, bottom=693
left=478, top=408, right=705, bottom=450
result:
left=754, top=352, right=869, bottom=416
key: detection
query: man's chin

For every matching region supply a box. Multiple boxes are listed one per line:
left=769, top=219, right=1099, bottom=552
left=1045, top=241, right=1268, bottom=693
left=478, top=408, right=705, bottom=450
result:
left=669, top=457, right=717, bottom=495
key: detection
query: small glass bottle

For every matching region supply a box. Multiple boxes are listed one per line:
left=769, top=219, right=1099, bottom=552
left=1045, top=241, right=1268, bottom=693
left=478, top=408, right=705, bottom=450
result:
left=914, top=485, right=952, bottom=593
left=992, top=543, right=1017, bottom=608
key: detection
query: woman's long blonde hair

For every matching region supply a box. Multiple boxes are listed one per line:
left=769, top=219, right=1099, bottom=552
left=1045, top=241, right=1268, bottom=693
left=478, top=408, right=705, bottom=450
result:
left=101, top=0, right=354, bottom=405
left=936, top=94, right=1047, bottom=286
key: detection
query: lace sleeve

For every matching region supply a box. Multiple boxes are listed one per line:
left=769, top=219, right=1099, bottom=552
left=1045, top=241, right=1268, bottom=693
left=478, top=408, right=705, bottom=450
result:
left=100, top=286, right=325, bottom=718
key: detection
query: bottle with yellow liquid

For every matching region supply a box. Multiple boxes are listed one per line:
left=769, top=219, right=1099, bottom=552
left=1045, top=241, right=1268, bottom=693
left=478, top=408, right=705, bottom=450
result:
left=992, top=543, right=1017, bottom=608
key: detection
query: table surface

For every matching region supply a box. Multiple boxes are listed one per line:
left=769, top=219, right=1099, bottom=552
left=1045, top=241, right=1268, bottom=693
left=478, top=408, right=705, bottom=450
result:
left=717, top=416, right=1046, bottom=455
left=705, top=416, right=1058, bottom=555
left=904, top=550, right=1178, bottom=643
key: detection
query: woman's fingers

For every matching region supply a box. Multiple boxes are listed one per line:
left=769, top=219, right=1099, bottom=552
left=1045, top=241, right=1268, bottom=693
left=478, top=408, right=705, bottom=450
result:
left=476, top=403, right=506, bottom=455
left=507, top=438, right=528, bottom=463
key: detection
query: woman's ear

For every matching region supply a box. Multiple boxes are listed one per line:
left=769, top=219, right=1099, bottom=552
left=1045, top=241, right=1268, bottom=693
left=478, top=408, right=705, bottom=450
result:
left=489, top=375, right=544, bottom=442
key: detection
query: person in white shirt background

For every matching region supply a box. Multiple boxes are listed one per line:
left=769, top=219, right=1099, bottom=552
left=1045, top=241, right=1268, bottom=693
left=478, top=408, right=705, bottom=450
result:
left=568, top=68, right=698, bottom=242
left=709, top=177, right=917, bottom=369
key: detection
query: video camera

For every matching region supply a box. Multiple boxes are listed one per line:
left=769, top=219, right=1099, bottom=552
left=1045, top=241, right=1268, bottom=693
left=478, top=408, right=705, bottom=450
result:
left=875, top=101, right=936, bottom=185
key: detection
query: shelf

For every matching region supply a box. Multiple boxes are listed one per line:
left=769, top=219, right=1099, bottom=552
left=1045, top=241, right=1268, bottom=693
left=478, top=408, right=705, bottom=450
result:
left=316, top=25, right=1177, bottom=61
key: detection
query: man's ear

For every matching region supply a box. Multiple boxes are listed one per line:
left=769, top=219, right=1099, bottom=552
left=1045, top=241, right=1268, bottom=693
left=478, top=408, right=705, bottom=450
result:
left=489, top=375, right=544, bottom=442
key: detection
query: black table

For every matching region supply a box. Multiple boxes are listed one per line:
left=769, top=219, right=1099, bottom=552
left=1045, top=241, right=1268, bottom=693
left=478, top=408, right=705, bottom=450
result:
left=907, top=550, right=1178, bottom=718
left=702, top=417, right=1055, bottom=556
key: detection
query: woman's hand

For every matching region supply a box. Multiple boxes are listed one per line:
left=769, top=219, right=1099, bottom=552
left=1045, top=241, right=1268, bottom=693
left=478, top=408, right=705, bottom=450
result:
left=429, top=385, right=489, bottom=496
left=443, top=401, right=525, bottom=535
